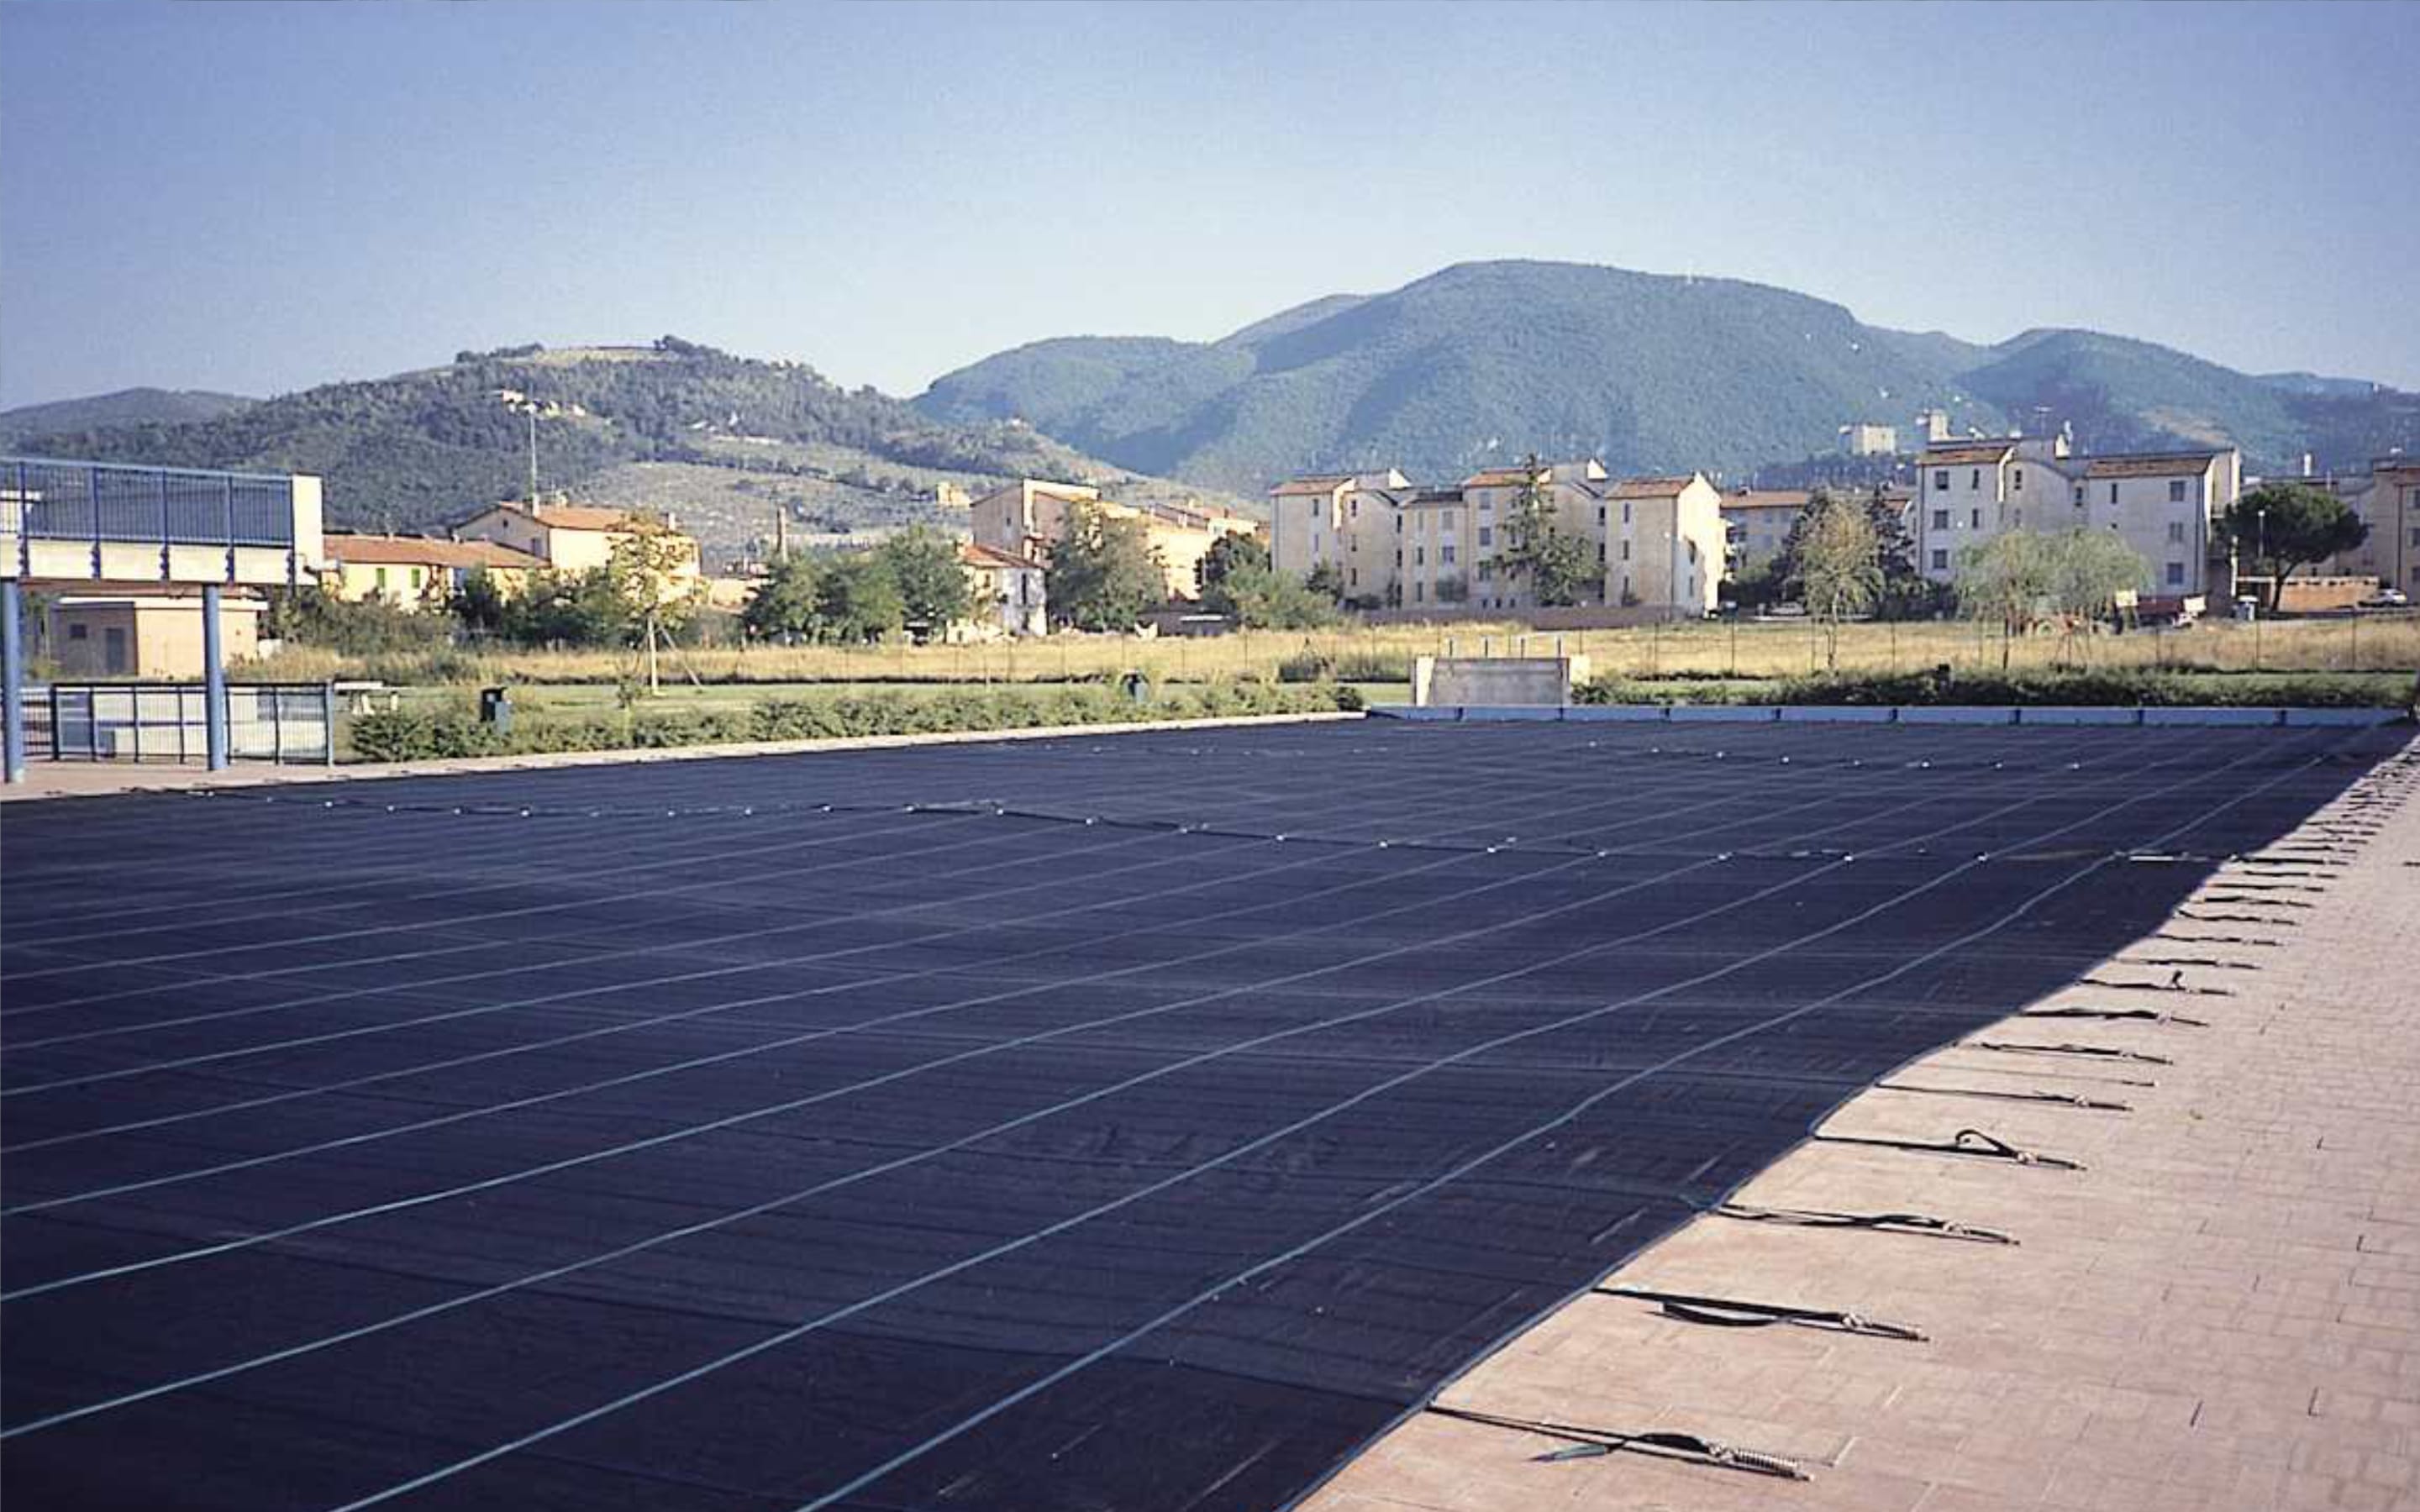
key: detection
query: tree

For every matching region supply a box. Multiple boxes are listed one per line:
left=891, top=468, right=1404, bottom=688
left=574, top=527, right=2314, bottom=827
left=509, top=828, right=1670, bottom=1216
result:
left=743, top=553, right=825, bottom=641
left=1212, top=563, right=1340, bottom=628
left=1500, top=454, right=1596, bottom=607
left=1199, top=533, right=1270, bottom=601
left=1954, top=529, right=2147, bottom=669
left=1304, top=560, right=1346, bottom=602
left=608, top=514, right=703, bottom=694
left=453, top=570, right=510, bottom=635
left=1790, top=494, right=1883, bottom=669
left=2043, top=528, right=2149, bottom=665
left=813, top=552, right=905, bottom=643
left=1046, top=502, right=1165, bottom=631
left=2217, top=481, right=2368, bottom=612
left=879, top=526, right=971, bottom=633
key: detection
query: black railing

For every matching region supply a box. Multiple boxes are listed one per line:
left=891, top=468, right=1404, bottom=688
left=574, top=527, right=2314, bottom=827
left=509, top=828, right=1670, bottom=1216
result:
left=39, top=682, right=335, bottom=766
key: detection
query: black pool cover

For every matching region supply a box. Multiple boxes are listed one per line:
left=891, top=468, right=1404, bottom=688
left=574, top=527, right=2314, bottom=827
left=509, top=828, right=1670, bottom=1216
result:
left=0, top=718, right=2396, bottom=1511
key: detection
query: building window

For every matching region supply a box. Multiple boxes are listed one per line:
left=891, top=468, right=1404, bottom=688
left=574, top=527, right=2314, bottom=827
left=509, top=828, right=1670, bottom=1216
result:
left=2013, top=468, right=2023, bottom=490
left=1932, top=509, right=1950, bottom=530
left=1349, top=568, right=1358, bottom=586
left=1596, top=505, right=1607, bottom=524
left=1413, top=581, right=1425, bottom=602
left=1933, top=470, right=1949, bottom=490
left=1394, top=515, right=1402, bottom=534
left=375, top=567, right=388, bottom=591
left=1414, top=546, right=1424, bottom=564
left=1349, top=500, right=1358, bottom=518
left=1443, top=510, right=1456, bottom=530
left=1622, top=502, right=1633, bottom=525
left=2168, top=480, right=2187, bottom=503
left=2166, top=562, right=2186, bottom=586
left=2167, top=522, right=2186, bottom=543
left=1619, top=540, right=1630, bottom=561
left=2073, top=485, right=2085, bottom=506
left=2110, top=483, right=2119, bottom=504
left=1597, top=542, right=1606, bottom=562
left=1931, top=549, right=1949, bottom=570
left=2012, top=510, right=2023, bottom=527
left=1478, top=526, right=1493, bottom=546
left=1970, top=508, right=1981, bottom=528
left=1440, top=545, right=1456, bottom=564
left=67, top=623, right=87, bottom=641
left=1970, top=469, right=1981, bottom=489
left=1477, top=560, right=1494, bottom=580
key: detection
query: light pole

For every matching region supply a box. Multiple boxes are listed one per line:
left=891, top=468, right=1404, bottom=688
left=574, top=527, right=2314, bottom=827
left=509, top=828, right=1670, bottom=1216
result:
left=500, top=395, right=541, bottom=507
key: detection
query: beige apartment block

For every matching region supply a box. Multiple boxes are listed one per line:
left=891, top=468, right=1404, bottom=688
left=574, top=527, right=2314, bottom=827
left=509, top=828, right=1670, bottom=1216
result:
left=969, top=478, right=1257, bottom=602
left=2315, top=457, right=2420, bottom=593
left=1606, top=472, right=1723, bottom=617
left=454, top=500, right=702, bottom=589
left=1913, top=437, right=2238, bottom=602
left=318, top=533, right=546, bottom=608
left=48, top=594, right=264, bottom=679
left=1269, top=459, right=1723, bottom=617
left=1720, top=488, right=1812, bottom=571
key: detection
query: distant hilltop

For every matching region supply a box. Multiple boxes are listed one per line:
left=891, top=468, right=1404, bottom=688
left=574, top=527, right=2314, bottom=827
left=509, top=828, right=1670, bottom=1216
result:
left=915, top=259, right=2419, bottom=491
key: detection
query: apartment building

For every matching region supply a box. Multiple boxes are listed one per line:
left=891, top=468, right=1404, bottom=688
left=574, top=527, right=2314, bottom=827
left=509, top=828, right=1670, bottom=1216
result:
left=1267, top=459, right=1722, bottom=617
left=1912, top=437, right=2238, bottom=599
left=967, top=478, right=1259, bottom=602
left=1721, top=489, right=1812, bottom=572
left=2312, top=457, right=2420, bottom=592
left=1607, top=474, right=1725, bottom=616
left=1267, top=470, right=1408, bottom=583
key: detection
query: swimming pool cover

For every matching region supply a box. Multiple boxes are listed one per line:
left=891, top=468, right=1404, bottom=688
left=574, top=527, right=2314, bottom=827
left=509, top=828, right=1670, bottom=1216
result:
left=0, top=718, right=2396, bottom=1509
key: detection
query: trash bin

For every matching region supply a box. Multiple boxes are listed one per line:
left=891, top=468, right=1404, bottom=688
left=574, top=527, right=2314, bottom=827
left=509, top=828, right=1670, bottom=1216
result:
left=478, top=686, right=513, bottom=732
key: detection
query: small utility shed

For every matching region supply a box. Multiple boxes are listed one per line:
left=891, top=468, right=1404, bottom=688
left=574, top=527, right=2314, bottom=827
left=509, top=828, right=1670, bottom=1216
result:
left=48, top=596, right=265, bottom=680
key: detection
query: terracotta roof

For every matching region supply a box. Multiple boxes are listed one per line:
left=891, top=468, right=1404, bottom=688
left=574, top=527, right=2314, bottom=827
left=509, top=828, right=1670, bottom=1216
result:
left=1269, top=475, right=1354, bottom=496
left=2083, top=451, right=2223, bottom=479
left=1918, top=443, right=2016, bottom=466
left=1607, top=474, right=1702, bottom=499
left=531, top=502, right=651, bottom=531
left=1460, top=467, right=1547, bottom=489
left=1721, top=490, right=1812, bottom=512
left=322, top=534, right=546, bottom=570
left=959, top=542, right=1043, bottom=571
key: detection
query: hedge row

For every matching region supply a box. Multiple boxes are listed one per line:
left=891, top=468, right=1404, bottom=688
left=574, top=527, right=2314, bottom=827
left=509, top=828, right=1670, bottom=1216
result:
left=1576, top=668, right=2413, bottom=709
left=347, top=683, right=1362, bottom=764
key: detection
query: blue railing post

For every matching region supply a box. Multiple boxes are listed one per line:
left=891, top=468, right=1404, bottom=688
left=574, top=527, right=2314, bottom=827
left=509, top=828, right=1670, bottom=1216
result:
left=203, top=583, right=229, bottom=771
left=3, top=578, right=24, bottom=784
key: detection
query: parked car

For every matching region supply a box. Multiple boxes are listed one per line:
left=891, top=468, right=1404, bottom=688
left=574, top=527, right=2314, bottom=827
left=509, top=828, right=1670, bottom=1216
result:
left=2358, top=587, right=2410, bottom=609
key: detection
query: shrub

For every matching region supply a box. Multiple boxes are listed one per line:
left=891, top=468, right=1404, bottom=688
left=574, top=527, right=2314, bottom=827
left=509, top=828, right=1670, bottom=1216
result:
left=343, top=682, right=1360, bottom=764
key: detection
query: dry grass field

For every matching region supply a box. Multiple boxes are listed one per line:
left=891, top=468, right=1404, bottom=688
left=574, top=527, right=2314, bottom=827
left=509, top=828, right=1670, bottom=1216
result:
left=247, top=612, right=2420, bottom=691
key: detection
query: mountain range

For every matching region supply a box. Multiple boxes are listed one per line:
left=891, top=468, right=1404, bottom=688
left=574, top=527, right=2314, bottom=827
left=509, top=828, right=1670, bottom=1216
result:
left=915, top=260, right=2417, bottom=491
left=0, top=387, right=255, bottom=449
left=5, top=260, right=2410, bottom=567
left=0, top=341, right=1244, bottom=565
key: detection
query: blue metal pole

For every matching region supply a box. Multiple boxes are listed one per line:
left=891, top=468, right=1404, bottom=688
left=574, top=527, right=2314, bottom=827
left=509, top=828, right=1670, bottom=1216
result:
left=202, top=582, right=228, bottom=771
left=3, top=578, right=24, bottom=784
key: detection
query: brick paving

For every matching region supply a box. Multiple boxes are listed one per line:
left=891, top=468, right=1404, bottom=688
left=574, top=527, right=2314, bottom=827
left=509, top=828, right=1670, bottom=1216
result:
left=1305, top=733, right=2420, bottom=1512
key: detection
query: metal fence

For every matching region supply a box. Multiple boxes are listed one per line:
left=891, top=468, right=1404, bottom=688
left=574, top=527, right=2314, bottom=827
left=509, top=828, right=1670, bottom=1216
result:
left=37, top=682, right=334, bottom=765
left=3, top=456, right=299, bottom=550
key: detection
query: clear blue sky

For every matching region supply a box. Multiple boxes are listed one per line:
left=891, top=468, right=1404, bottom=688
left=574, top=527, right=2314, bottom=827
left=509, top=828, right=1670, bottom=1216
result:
left=3, top=0, right=2415, bottom=410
